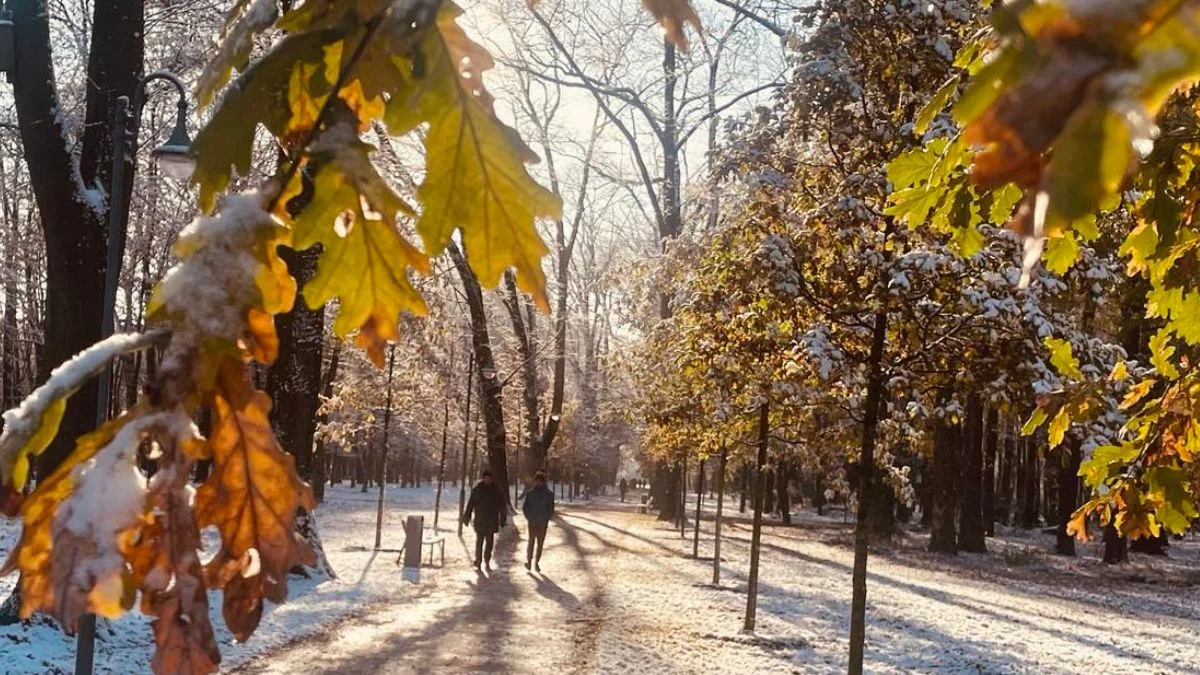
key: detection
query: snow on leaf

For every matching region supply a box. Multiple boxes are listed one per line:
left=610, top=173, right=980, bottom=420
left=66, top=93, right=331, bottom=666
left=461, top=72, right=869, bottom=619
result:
left=0, top=412, right=138, bottom=625
left=0, top=331, right=166, bottom=492
left=194, top=368, right=315, bottom=641
left=195, top=0, right=282, bottom=109
left=384, top=2, right=559, bottom=310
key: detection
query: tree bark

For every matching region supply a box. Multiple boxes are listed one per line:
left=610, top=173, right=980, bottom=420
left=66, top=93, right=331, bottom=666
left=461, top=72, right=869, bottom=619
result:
left=983, top=407, right=998, bottom=537
left=743, top=401, right=769, bottom=632
left=929, top=411, right=960, bottom=554
left=848, top=310, right=887, bottom=674
left=958, top=395, right=987, bottom=553
left=449, top=242, right=510, bottom=503
left=776, top=460, right=791, bottom=524
left=11, top=0, right=143, bottom=478
left=1055, top=437, right=1083, bottom=556
left=692, top=456, right=705, bottom=558
left=312, top=340, right=341, bottom=503
left=712, top=446, right=727, bottom=585
left=1018, top=435, right=1040, bottom=529
left=267, top=248, right=324, bottom=482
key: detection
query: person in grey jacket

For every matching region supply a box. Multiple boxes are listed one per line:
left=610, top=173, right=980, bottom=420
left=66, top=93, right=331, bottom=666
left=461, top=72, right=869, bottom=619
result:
left=521, top=471, right=555, bottom=572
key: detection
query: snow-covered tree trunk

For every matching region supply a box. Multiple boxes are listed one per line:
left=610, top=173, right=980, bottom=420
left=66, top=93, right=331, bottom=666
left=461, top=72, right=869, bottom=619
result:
left=10, top=0, right=143, bottom=479
left=449, top=242, right=511, bottom=503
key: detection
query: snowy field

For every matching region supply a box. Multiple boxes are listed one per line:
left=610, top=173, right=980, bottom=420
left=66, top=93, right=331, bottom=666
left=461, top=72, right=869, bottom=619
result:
left=4, top=485, right=1200, bottom=673
left=0, top=482, right=473, bottom=673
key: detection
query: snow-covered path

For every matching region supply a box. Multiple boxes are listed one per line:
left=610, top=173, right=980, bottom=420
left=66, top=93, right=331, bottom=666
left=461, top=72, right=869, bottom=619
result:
left=5, top=485, right=1198, bottom=673
left=232, top=495, right=1200, bottom=674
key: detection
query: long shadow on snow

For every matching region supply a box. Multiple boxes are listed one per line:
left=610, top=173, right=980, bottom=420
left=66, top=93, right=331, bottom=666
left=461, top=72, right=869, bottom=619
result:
left=304, top=528, right=522, bottom=674
left=720, top=531, right=1186, bottom=672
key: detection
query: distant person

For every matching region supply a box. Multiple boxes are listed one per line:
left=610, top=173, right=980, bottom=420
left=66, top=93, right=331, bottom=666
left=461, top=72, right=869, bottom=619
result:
left=522, top=471, right=555, bottom=572
left=464, top=470, right=507, bottom=571
left=619, top=477, right=628, bottom=502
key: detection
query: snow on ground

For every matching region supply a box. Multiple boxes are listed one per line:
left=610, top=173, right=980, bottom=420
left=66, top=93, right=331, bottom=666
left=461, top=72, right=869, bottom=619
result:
left=4, top=485, right=1200, bottom=673
left=0, top=482, right=472, bottom=673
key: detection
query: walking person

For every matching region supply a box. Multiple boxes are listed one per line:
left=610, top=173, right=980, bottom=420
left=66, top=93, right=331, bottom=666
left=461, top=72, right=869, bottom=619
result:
left=522, top=471, right=555, bottom=572
left=619, top=477, right=628, bottom=502
left=464, top=470, right=507, bottom=571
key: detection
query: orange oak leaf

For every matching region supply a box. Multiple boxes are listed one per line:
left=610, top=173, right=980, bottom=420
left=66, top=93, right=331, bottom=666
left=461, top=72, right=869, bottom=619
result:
left=194, top=378, right=315, bottom=641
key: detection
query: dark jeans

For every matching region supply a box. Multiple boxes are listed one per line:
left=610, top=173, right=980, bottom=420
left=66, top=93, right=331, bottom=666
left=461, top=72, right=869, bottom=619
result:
left=526, top=523, right=548, bottom=563
left=474, top=531, right=495, bottom=565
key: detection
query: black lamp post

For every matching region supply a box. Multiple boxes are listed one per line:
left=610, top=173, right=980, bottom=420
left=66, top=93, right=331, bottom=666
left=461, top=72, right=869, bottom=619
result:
left=75, top=69, right=194, bottom=675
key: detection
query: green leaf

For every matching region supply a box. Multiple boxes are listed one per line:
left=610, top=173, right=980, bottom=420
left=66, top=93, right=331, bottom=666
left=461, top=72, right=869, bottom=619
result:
left=1048, top=408, right=1070, bottom=447
left=1149, top=329, right=1180, bottom=379
left=1044, top=102, right=1130, bottom=231
left=988, top=183, right=1023, bottom=224
left=1043, top=232, right=1080, bottom=275
left=952, top=42, right=1034, bottom=125
left=1021, top=408, right=1048, bottom=436
left=1120, top=220, right=1161, bottom=275
left=384, top=2, right=559, bottom=308
left=1044, top=337, right=1082, bottom=379
left=1145, top=466, right=1199, bottom=533
left=888, top=142, right=943, bottom=191
left=886, top=186, right=946, bottom=227
left=915, top=78, right=958, bottom=135
left=191, top=28, right=343, bottom=212
left=1079, top=444, right=1138, bottom=486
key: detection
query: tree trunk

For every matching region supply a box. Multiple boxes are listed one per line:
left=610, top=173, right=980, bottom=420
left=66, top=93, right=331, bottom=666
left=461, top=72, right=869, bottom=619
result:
left=374, top=347, right=396, bottom=550
left=312, top=340, right=341, bottom=503
left=983, top=407, right=998, bottom=537
left=449, top=242, right=510, bottom=504
left=434, top=400, right=449, bottom=530
left=458, top=358, right=474, bottom=538
left=776, top=460, right=791, bottom=524
left=1018, top=435, right=1039, bottom=529
left=929, top=411, right=960, bottom=554
left=692, top=456, right=705, bottom=558
left=1055, top=436, right=1083, bottom=556
left=739, top=465, right=748, bottom=513
left=958, top=395, right=987, bottom=553
left=712, top=446, right=727, bottom=585
left=848, top=310, right=887, bottom=674
left=11, top=0, right=143, bottom=479
left=267, top=247, right=324, bottom=482
left=743, top=401, right=769, bottom=632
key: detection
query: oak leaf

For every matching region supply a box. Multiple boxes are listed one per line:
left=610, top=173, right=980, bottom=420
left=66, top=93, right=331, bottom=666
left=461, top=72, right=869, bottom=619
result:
left=386, top=2, right=559, bottom=310
left=194, top=377, right=314, bottom=641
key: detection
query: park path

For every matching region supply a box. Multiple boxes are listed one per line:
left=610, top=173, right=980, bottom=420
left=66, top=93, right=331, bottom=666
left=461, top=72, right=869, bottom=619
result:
left=231, top=498, right=640, bottom=674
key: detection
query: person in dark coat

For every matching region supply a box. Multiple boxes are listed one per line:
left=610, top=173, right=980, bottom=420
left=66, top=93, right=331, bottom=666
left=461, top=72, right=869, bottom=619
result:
left=521, top=471, right=555, bottom=572
left=464, top=470, right=507, bottom=570
left=619, top=477, right=628, bottom=502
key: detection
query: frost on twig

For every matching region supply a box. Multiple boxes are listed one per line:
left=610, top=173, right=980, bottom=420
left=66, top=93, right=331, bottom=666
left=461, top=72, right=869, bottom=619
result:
left=0, top=329, right=170, bottom=486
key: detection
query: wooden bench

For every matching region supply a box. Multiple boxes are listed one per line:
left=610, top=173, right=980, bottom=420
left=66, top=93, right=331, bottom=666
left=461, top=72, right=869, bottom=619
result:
left=394, top=531, right=446, bottom=568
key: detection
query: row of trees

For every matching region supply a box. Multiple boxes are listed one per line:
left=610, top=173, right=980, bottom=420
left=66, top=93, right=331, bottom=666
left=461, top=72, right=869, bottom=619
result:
left=624, top=0, right=1196, bottom=670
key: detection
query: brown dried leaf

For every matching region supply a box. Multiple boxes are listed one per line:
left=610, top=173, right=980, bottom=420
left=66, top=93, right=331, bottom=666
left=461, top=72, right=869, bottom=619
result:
left=1, top=414, right=137, bottom=624
left=195, top=372, right=314, bottom=641
left=642, top=0, right=701, bottom=51
left=967, top=45, right=1111, bottom=190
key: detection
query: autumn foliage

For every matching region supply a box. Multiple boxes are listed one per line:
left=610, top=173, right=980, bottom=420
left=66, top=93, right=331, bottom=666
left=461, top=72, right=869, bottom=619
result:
left=0, top=0, right=699, bottom=671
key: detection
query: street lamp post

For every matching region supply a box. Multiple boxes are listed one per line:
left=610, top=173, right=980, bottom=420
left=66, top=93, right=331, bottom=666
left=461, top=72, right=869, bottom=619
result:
left=75, top=69, right=194, bottom=675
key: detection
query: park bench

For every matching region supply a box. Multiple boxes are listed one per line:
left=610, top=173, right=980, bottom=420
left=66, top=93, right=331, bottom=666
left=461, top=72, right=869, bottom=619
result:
left=395, top=528, right=445, bottom=568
